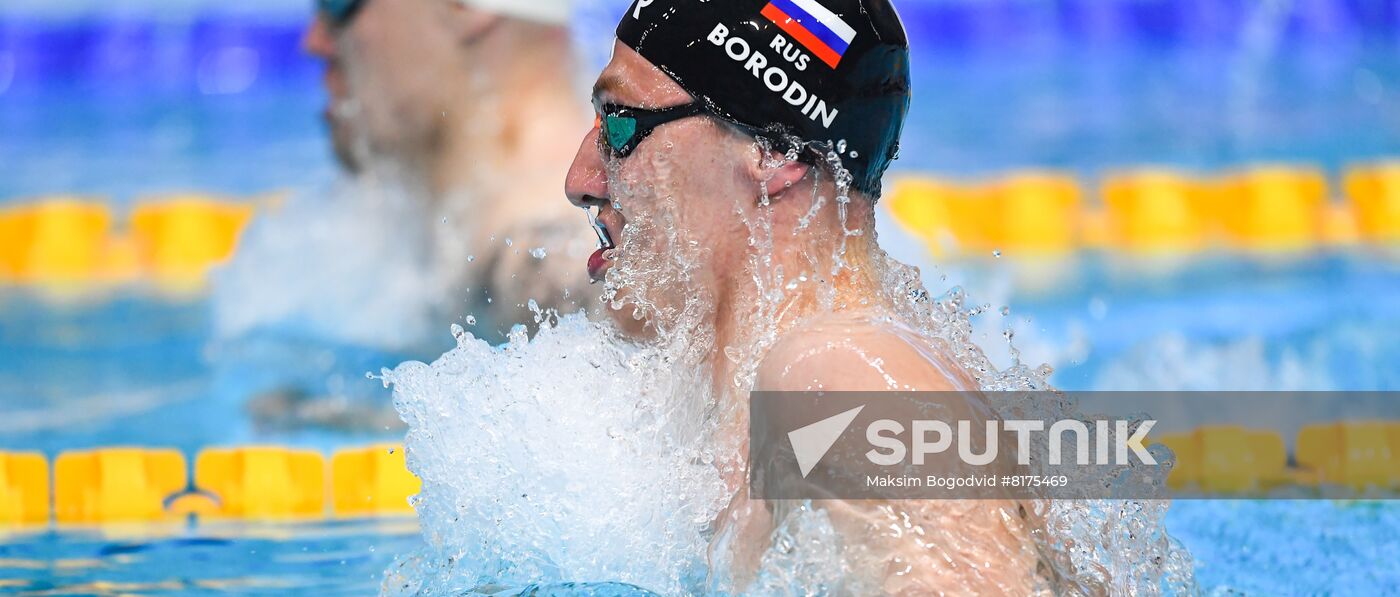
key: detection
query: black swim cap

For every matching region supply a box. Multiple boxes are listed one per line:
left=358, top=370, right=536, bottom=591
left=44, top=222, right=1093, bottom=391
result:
left=617, top=0, right=911, bottom=197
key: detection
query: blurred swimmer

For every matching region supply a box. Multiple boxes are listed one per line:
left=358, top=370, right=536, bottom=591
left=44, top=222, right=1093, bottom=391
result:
left=213, top=0, right=591, bottom=434
left=565, top=0, right=1051, bottom=591
left=302, top=0, right=595, bottom=333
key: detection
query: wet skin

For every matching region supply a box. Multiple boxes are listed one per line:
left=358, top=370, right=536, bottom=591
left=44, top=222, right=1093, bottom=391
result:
left=565, top=42, right=1048, bottom=593
left=567, top=42, right=812, bottom=338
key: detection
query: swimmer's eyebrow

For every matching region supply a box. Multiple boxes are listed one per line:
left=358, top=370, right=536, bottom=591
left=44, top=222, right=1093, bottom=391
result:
left=592, top=72, right=627, bottom=104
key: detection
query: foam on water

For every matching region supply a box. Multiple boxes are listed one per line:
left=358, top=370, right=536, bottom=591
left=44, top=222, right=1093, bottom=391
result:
left=382, top=315, right=728, bottom=595
left=381, top=135, right=1198, bottom=594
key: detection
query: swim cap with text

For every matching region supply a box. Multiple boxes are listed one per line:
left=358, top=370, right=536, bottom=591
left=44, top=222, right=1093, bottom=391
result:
left=617, top=0, right=911, bottom=197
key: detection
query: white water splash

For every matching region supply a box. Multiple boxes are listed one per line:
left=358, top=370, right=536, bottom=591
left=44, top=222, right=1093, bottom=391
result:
left=381, top=315, right=729, bottom=595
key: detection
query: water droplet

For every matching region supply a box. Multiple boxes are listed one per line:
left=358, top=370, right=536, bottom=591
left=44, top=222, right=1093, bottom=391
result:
left=505, top=238, right=513, bottom=247
left=1000, top=306, right=1011, bottom=316
left=467, top=255, right=476, bottom=263
left=451, top=324, right=467, bottom=341
left=530, top=247, right=548, bottom=259
left=992, top=249, right=1002, bottom=258
left=723, top=346, right=744, bottom=364
left=465, top=315, right=478, bottom=325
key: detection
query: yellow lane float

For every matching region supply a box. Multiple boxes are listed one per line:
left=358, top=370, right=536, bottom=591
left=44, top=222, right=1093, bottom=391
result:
left=886, top=177, right=978, bottom=255
left=1155, top=426, right=1288, bottom=493
left=1297, top=422, right=1400, bottom=490
left=1214, top=166, right=1329, bottom=251
left=54, top=449, right=187, bottom=524
left=4, top=159, right=1397, bottom=296
left=1101, top=170, right=1211, bottom=253
left=9, top=199, right=112, bottom=285
left=4, top=424, right=1398, bottom=528
left=992, top=171, right=1082, bottom=254
left=131, top=196, right=255, bottom=290
left=0, top=452, right=49, bottom=526
left=0, top=204, right=36, bottom=282
left=332, top=445, right=420, bottom=517
left=887, top=172, right=1081, bottom=256
left=1344, top=162, right=1400, bottom=244
left=195, top=447, right=326, bottom=519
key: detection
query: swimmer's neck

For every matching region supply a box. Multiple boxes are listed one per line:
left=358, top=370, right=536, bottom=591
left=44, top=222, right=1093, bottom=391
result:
left=709, top=227, right=888, bottom=392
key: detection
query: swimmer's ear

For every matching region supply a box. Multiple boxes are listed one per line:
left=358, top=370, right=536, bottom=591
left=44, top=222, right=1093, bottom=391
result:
left=753, top=149, right=811, bottom=203
left=445, top=3, right=503, bottom=45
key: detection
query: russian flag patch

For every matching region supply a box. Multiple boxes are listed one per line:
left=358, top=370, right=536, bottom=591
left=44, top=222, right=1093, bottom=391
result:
left=761, top=0, right=858, bottom=69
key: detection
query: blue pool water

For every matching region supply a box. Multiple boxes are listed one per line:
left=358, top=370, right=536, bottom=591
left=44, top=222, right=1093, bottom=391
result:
left=3, top=0, right=1400, bottom=594
left=1, top=504, right=1397, bottom=594
left=0, top=520, right=422, bottom=595
left=1168, top=500, right=1400, bottom=594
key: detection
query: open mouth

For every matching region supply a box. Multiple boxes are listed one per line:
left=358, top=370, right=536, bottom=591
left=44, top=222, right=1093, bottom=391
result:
left=585, top=202, right=617, bottom=283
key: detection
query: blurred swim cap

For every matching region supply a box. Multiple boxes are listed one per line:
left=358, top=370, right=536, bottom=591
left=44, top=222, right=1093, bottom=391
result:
left=617, top=0, right=911, bottom=197
left=456, top=0, right=570, bottom=25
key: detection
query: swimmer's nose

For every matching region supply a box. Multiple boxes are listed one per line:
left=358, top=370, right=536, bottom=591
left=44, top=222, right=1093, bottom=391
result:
left=566, top=127, right=609, bottom=209
left=303, top=14, right=336, bottom=59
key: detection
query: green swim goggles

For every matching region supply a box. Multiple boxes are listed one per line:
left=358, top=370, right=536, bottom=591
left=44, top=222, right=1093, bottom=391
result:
left=594, top=99, right=778, bottom=159
left=318, top=0, right=365, bottom=27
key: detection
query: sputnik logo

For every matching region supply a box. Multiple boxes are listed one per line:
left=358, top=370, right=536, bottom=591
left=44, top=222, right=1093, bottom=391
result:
left=788, top=405, right=864, bottom=478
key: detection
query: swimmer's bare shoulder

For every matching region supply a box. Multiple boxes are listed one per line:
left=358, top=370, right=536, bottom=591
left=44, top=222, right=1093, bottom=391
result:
left=756, top=310, right=973, bottom=393
left=752, top=312, right=1048, bottom=595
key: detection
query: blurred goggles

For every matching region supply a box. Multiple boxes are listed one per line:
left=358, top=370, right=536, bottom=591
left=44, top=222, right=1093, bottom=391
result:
left=318, top=0, right=365, bottom=26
